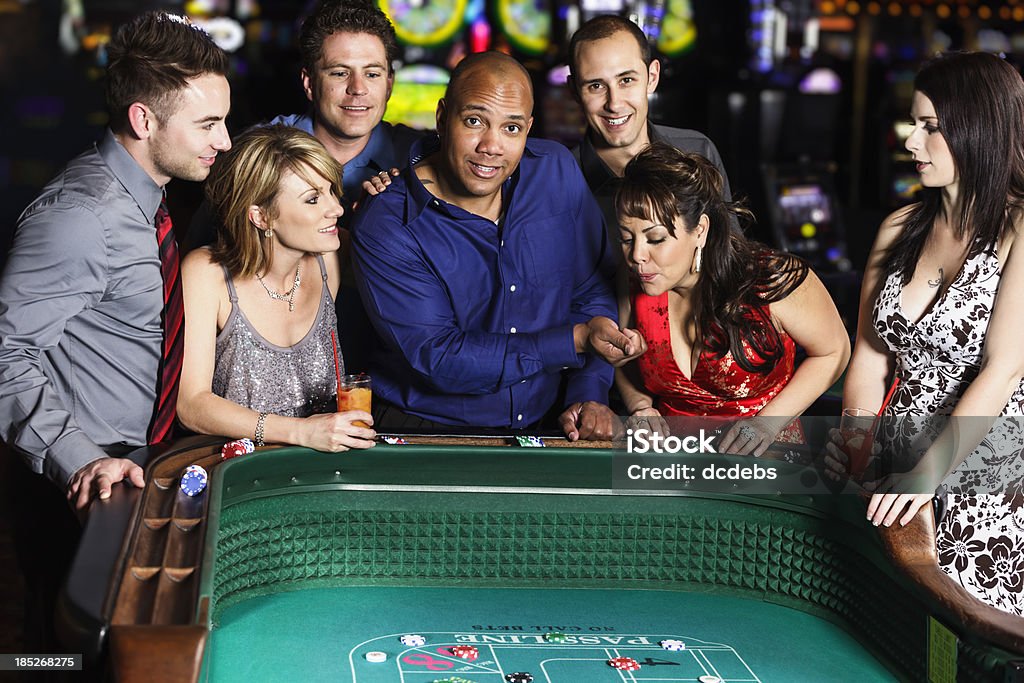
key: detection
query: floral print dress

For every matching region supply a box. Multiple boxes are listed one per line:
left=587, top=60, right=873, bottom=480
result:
left=873, top=245, right=1024, bottom=616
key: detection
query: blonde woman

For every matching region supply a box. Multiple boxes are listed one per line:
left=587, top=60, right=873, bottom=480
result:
left=178, top=125, right=374, bottom=451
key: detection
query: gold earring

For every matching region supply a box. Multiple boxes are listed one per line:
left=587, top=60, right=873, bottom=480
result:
left=692, top=245, right=703, bottom=274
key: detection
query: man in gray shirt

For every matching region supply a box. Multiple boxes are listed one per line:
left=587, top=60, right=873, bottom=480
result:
left=0, top=12, right=231, bottom=508
left=567, top=15, right=732, bottom=244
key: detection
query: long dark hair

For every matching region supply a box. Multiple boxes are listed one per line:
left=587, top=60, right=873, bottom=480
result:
left=883, top=51, right=1024, bottom=282
left=616, top=143, right=808, bottom=373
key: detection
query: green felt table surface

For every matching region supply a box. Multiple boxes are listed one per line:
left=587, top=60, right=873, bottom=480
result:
left=206, top=585, right=896, bottom=683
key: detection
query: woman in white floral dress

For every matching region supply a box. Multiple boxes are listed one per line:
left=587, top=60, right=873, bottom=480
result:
left=843, top=51, right=1024, bottom=616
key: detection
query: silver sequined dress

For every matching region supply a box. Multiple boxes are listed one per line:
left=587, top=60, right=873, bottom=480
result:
left=212, top=254, right=341, bottom=417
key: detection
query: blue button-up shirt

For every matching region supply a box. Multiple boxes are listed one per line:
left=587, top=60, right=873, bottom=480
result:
left=351, top=135, right=616, bottom=427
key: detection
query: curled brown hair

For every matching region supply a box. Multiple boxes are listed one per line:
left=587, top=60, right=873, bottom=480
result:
left=206, top=125, right=344, bottom=278
left=616, top=143, right=809, bottom=373
left=105, top=11, right=228, bottom=133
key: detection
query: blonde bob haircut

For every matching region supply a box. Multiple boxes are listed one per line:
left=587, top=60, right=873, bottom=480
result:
left=206, top=124, right=344, bottom=278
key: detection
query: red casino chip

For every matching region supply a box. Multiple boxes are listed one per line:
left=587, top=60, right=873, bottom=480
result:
left=450, top=645, right=479, bottom=661
left=608, top=657, right=641, bottom=671
left=221, top=443, right=247, bottom=460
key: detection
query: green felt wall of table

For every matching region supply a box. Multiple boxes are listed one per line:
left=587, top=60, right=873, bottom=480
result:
left=191, top=445, right=1012, bottom=682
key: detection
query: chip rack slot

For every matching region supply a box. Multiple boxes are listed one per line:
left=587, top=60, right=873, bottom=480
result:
left=143, top=481, right=174, bottom=519
left=130, top=519, right=169, bottom=567
left=162, top=519, right=202, bottom=569
left=111, top=564, right=159, bottom=625
left=150, top=569, right=199, bottom=625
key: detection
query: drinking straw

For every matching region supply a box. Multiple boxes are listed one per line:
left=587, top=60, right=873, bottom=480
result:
left=868, top=376, right=901, bottom=440
left=331, top=330, right=343, bottom=411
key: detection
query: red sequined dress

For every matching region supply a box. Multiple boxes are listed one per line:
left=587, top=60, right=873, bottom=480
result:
left=633, top=290, right=796, bottom=418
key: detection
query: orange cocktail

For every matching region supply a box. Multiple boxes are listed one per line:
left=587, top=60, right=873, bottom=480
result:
left=337, top=374, right=372, bottom=428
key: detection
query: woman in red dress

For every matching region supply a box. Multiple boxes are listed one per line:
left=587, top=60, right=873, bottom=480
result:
left=614, top=143, right=850, bottom=454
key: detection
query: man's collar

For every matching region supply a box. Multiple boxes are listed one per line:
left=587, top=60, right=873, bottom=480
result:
left=99, top=129, right=164, bottom=222
left=402, top=134, right=539, bottom=221
left=578, top=121, right=658, bottom=190
left=346, top=122, right=395, bottom=173
left=403, top=134, right=442, bottom=220
left=577, top=130, right=613, bottom=191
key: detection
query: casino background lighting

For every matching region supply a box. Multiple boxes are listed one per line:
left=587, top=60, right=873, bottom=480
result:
left=815, top=0, right=1024, bottom=21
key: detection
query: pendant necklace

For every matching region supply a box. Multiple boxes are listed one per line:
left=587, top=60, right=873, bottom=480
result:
left=257, top=263, right=301, bottom=312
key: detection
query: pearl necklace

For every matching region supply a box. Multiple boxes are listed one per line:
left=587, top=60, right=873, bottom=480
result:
left=256, top=263, right=301, bottom=312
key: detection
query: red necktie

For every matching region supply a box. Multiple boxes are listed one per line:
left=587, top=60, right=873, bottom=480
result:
left=148, top=196, right=184, bottom=444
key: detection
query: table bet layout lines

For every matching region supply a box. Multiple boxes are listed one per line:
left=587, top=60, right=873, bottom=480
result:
left=205, top=586, right=898, bottom=682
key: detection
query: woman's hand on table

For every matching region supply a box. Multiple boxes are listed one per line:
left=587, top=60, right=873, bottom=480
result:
left=626, top=407, right=671, bottom=437
left=863, top=456, right=942, bottom=527
left=717, top=416, right=787, bottom=457
left=299, top=411, right=376, bottom=451
left=866, top=492, right=934, bottom=528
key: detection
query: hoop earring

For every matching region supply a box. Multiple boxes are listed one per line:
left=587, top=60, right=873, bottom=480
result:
left=691, top=245, right=703, bottom=274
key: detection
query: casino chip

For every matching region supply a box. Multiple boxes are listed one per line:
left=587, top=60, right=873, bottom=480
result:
left=542, top=632, right=567, bottom=643
left=179, top=465, right=208, bottom=497
left=505, top=673, right=534, bottom=683
left=220, top=438, right=255, bottom=460
left=400, top=634, right=426, bottom=646
left=365, top=651, right=387, bottom=663
left=659, top=639, right=686, bottom=651
left=449, top=645, right=479, bottom=661
left=698, top=676, right=723, bottom=683
left=607, top=656, right=641, bottom=671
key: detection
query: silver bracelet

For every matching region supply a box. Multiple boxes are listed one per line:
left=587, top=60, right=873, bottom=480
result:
left=255, top=411, right=267, bottom=447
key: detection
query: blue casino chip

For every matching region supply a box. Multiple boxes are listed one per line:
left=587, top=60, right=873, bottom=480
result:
left=180, top=464, right=208, bottom=497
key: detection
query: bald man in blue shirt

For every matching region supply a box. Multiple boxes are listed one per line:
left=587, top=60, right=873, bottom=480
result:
left=352, top=52, right=642, bottom=440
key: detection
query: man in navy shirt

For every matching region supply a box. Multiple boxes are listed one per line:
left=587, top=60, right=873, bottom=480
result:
left=352, top=52, right=640, bottom=440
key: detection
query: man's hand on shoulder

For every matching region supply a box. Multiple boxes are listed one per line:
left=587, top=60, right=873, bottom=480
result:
left=575, top=316, right=647, bottom=366
left=559, top=401, right=621, bottom=441
left=360, top=168, right=399, bottom=200
left=67, top=457, right=145, bottom=511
